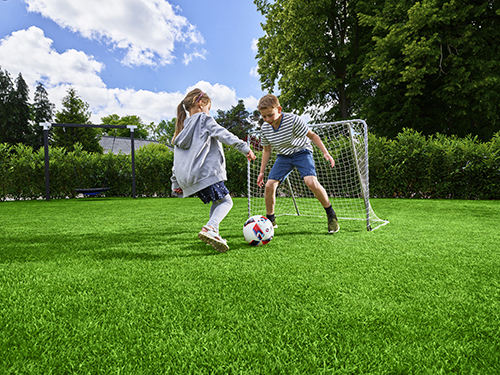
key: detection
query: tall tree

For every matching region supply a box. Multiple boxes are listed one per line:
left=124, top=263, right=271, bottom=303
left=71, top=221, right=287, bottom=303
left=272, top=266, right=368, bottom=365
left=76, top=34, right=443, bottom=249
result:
left=100, top=114, right=149, bottom=139
left=359, top=0, right=500, bottom=139
left=214, top=100, right=254, bottom=139
left=0, top=68, right=14, bottom=144
left=0, top=72, right=31, bottom=145
left=53, top=87, right=103, bottom=153
left=254, top=0, right=372, bottom=122
left=29, top=81, right=55, bottom=149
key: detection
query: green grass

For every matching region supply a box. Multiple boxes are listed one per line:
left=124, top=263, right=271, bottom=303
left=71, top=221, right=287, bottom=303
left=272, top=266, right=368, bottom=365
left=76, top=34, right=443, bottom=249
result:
left=1, top=197, right=499, bottom=374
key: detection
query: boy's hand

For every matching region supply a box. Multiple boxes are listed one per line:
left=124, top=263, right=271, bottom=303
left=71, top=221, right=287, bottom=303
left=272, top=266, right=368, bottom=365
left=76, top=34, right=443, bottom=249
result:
left=324, top=153, right=335, bottom=168
left=174, top=188, right=183, bottom=194
left=257, top=172, right=265, bottom=188
left=247, top=150, right=256, bottom=161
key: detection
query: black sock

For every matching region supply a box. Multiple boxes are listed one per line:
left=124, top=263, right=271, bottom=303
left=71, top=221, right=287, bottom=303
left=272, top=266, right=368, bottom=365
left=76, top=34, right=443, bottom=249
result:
left=325, top=205, right=336, bottom=219
left=267, top=214, right=276, bottom=222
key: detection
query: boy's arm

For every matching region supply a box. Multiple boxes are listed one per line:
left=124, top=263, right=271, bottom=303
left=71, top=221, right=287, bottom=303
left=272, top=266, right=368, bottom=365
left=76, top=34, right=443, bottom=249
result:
left=306, top=130, right=335, bottom=168
left=257, top=145, right=272, bottom=187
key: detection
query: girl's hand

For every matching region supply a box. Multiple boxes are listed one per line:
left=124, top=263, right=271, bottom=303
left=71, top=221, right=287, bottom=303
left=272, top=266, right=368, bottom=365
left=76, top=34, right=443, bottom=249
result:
left=247, top=150, right=256, bottom=161
left=174, top=188, right=183, bottom=194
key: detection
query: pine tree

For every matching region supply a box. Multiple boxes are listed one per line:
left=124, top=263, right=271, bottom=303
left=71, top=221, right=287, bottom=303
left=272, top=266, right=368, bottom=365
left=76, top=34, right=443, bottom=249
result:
left=2, top=73, right=31, bottom=145
left=29, top=82, right=55, bottom=149
left=0, top=68, right=14, bottom=144
left=53, top=87, right=103, bottom=153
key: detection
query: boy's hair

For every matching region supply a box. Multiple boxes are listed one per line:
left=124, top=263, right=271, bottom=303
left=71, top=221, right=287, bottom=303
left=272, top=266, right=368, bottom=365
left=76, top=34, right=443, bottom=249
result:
left=173, top=88, right=211, bottom=143
left=257, top=94, right=280, bottom=111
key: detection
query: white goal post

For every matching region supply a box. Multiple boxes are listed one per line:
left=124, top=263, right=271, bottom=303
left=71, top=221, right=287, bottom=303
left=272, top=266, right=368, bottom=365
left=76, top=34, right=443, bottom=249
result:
left=247, top=119, right=388, bottom=231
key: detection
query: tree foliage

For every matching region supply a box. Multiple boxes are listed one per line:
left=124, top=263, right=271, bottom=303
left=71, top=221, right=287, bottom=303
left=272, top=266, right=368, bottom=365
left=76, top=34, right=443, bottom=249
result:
left=30, top=81, right=55, bottom=149
left=0, top=70, right=32, bottom=145
left=359, top=0, right=500, bottom=140
left=255, top=0, right=500, bottom=140
left=214, top=100, right=260, bottom=139
left=53, top=87, right=103, bottom=153
left=101, top=114, right=149, bottom=139
left=254, top=0, right=372, bottom=121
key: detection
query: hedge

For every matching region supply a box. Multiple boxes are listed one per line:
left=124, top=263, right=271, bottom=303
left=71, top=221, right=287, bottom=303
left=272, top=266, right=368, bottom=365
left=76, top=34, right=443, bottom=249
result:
left=1, top=129, right=499, bottom=201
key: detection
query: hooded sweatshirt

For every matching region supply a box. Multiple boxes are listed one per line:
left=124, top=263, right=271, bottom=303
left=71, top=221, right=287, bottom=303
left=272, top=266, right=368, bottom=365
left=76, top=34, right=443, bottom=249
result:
left=171, top=112, right=250, bottom=197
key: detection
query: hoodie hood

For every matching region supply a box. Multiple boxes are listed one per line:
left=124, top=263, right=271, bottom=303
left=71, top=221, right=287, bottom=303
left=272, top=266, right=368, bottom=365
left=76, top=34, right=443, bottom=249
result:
left=173, top=113, right=203, bottom=150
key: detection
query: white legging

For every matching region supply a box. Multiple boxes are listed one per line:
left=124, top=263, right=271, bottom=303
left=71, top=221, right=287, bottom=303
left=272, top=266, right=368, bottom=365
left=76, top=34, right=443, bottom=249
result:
left=206, top=194, right=233, bottom=233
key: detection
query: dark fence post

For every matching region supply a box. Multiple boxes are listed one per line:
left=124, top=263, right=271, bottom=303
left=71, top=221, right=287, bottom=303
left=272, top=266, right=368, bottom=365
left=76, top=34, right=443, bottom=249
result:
left=128, top=126, right=137, bottom=199
left=41, top=123, right=51, bottom=201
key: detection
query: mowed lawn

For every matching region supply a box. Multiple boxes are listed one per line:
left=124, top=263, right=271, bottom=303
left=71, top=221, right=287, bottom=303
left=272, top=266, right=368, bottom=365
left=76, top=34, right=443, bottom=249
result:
left=0, top=197, right=499, bottom=374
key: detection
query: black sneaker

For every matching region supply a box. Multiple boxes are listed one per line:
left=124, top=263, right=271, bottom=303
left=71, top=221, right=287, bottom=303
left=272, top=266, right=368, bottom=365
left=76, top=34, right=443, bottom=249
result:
left=328, top=216, right=340, bottom=234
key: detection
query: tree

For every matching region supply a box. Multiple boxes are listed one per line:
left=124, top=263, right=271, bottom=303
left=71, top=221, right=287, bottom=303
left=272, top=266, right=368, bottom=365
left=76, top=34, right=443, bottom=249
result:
left=214, top=100, right=254, bottom=139
left=146, top=118, right=176, bottom=144
left=101, top=114, right=149, bottom=139
left=0, top=72, right=31, bottom=145
left=359, top=0, right=500, bottom=140
left=254, top=0, right=373, bottom=122
left=53, top=87, right=103, bottom=153
left=0, top=68, right=14, bottom=144
left=29, top=81, right=55, bottom=149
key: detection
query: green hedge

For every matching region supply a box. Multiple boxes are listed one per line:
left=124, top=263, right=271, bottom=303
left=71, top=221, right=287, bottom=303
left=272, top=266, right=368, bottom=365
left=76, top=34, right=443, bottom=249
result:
left=369, top=129, right=500, bottom=199
left=1, top=130, right=500, bottom=201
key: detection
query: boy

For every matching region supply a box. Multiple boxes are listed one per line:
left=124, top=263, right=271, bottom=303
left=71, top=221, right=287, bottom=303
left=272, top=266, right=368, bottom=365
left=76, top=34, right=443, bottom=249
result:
left=256, top=94, right=339, bottom=233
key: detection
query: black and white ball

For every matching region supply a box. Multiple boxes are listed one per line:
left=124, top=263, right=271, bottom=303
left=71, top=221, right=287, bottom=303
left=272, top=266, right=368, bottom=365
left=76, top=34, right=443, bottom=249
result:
left=243, top=215, right=274, bottom=246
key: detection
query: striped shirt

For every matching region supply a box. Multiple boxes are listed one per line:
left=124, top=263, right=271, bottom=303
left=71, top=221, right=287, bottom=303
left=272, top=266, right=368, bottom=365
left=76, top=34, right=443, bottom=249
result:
left=261, top=112, right=312, bottom=155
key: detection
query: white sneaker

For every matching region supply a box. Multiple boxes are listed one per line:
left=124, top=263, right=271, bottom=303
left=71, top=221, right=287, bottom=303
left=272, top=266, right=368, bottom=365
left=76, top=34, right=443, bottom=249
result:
left=198, top=228, right=229, bottom=253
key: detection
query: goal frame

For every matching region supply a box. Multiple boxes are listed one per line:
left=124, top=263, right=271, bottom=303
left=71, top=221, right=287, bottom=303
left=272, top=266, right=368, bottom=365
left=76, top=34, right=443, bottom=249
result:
left=247, top=119, right=388, bottom=231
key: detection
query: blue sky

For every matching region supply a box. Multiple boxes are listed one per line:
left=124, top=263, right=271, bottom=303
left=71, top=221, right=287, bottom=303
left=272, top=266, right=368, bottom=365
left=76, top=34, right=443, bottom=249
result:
left=0, top=0, right=268, bottom=124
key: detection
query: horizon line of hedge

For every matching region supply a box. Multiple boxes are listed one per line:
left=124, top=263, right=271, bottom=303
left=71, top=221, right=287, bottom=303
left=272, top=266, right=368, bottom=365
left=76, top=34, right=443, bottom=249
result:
left=1, top=128, right=499, bottom=201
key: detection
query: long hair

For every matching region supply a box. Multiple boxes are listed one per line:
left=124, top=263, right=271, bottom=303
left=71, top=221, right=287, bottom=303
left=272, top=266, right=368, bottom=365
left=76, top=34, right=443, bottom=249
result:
left=172, top=88, right=211, bottom=143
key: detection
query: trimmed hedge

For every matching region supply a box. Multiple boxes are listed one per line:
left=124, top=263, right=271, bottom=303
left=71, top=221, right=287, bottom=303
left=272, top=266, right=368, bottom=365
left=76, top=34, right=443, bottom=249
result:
left=1, top=129, right=500, bottom=201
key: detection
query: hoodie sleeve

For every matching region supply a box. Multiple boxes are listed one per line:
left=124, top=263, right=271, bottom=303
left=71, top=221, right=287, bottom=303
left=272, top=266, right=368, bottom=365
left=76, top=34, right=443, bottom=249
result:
left=204, top=115, right=251, bottom=155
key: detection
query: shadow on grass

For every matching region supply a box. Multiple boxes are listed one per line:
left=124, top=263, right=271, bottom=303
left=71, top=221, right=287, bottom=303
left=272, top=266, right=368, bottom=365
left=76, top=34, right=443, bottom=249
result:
left=0, top=229, right=219, bottom=264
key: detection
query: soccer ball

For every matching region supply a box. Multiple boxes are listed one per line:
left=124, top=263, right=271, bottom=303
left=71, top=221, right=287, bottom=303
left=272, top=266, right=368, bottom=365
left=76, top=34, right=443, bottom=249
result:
left=243, top=215, right=274, bottom=246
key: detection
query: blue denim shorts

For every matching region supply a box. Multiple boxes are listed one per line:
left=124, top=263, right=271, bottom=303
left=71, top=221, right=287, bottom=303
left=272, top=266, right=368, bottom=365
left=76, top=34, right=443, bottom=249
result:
left=268, top=149, right=317, bottom=182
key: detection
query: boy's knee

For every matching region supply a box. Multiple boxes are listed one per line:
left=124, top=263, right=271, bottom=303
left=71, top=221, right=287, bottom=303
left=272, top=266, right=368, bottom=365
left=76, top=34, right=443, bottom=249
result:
left=304, top=176, right=321, bottom=190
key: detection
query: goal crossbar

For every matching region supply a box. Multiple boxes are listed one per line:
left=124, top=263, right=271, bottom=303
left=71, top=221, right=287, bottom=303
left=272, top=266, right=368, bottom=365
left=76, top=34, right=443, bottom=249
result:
left=247, top=119, right=388, bottom=231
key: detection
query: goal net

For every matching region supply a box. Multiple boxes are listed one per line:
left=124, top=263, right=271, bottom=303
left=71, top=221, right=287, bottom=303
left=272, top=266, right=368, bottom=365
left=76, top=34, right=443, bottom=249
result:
left=247, top=119, right=388, bottom=231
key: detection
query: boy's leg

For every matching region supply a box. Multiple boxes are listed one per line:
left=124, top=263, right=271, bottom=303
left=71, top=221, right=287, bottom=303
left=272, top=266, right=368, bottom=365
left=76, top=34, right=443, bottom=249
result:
left=265, top=179, right=280, bottom=227
left=303, top=176, right=330, bottom=207
left=303, top=176, right=340, bottom=233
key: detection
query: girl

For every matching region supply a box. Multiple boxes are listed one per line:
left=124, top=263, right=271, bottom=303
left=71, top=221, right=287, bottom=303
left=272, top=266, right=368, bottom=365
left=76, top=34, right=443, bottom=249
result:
left=171, top=88, right=256, bottom=252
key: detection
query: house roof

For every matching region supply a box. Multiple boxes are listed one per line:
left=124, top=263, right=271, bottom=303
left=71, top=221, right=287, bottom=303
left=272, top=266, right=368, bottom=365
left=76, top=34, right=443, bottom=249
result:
left=100, top=136, right=173, bottom=154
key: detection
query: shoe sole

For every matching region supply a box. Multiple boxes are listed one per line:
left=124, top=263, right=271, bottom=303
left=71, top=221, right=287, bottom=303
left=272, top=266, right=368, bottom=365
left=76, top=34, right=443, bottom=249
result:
left=198, top=231, right=229, bottom=253
left=328, top=223, right=340, bottom=234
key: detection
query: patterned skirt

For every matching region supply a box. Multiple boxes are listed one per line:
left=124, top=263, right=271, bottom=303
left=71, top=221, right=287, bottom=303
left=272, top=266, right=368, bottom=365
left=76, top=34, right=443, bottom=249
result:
left=196, top=181, right=230, bottom=204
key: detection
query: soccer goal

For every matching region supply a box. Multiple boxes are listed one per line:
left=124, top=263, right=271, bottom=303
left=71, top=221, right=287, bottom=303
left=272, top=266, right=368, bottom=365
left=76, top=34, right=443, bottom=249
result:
left=247, top=119, right=388, bottom=231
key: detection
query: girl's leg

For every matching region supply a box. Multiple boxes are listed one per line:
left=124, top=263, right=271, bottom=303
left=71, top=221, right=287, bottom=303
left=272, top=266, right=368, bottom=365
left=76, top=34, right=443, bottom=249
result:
left=205, top=194, right=233, bottom=233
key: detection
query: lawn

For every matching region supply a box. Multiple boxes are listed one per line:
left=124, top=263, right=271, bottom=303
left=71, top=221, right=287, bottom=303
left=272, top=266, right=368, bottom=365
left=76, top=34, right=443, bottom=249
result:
left=0, top=197, right=499, bottom=374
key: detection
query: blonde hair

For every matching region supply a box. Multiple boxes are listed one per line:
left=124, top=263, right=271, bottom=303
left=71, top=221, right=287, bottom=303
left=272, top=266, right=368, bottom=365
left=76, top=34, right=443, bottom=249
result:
left=172, top=88, right=211, bottom=143
left=257, top=94, right=280, bottom=111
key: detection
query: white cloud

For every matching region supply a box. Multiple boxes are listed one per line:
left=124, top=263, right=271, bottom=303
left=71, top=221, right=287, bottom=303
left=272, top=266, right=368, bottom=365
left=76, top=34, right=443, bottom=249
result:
left=250, top=66, right=259, bottom=78
left=183, top=49, right=208, bottom=65
left=0, top=27, right=245, bottom=125
left=0, top=27, right=105, bottom=89
left=251, top=38, right=259, bottom=54
left=22, top=0, right=204, bottom=67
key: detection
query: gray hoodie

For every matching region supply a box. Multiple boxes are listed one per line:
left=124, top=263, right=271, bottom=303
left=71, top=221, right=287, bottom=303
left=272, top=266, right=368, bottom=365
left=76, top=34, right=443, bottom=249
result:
left=171, top=112, right=250, bottom=197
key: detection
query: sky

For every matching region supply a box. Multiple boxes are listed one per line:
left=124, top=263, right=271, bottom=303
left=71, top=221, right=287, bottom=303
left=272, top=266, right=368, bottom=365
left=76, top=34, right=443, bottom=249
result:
left=0, top=0, right=269, bottom=125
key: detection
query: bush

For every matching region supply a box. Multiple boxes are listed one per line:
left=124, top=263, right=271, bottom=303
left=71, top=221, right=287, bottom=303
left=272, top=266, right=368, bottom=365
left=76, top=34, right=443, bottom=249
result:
left=1, top=130, right=499, bottom=200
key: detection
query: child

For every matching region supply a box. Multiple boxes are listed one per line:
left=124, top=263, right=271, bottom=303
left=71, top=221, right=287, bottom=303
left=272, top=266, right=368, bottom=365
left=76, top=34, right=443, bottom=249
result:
left=256, top=94, right=339, bottom=233
left=171, top=88, right=256, bottom=252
